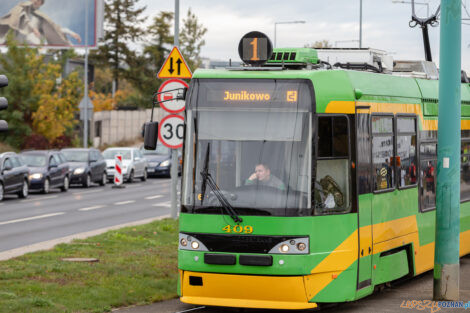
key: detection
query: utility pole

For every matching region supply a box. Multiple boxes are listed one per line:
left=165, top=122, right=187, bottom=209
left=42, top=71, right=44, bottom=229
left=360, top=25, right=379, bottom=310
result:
left=434, top=0, right=461, bottom=301
left=359, top=0, right=363, bottom=48
left=170, top=0, right=180, bottom=219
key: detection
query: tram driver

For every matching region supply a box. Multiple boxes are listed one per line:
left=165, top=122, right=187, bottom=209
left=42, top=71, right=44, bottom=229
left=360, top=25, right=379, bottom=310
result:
left=245, top=163, right=286, bottom=191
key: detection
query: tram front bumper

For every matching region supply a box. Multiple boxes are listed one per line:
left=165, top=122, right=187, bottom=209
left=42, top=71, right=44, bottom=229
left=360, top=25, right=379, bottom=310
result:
left=180, top=270, right=318, bottom=310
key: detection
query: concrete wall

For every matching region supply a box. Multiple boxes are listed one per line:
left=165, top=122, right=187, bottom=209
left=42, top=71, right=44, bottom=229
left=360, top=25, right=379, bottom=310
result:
left=91, top=108, right=166, bottom=147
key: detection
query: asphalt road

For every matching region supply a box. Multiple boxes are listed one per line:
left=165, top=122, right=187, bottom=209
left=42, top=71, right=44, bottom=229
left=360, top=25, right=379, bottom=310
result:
left=0, top=177, right=175, bottom=254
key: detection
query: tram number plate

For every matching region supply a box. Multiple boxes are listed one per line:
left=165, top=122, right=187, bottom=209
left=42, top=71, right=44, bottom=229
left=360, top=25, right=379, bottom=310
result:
left=222, top=225, right=253, bottom=234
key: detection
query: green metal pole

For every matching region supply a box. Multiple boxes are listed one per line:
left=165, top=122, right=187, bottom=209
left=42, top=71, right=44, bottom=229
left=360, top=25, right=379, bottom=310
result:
left=434, top=0, right=461, bottom=301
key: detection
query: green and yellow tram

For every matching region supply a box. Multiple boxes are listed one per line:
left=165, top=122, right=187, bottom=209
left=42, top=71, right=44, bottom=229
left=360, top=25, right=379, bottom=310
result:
left=175, top=40, right=470, bottom=309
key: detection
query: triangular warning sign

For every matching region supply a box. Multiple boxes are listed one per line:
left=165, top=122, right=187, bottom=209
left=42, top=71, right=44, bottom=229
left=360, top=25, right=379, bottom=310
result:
left=157, top=46, right=193, bottom=79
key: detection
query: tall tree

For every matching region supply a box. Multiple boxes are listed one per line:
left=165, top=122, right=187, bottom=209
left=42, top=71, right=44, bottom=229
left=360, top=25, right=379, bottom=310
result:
left=145, top=11, right=174, bottom=70
left=93, top=0, right=146, bottom=91
left=179, top=8, right=207, bottom=70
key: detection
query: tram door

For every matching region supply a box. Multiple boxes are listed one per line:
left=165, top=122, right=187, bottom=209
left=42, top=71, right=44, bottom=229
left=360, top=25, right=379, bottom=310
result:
left=356, top=106, right=373, bottom=290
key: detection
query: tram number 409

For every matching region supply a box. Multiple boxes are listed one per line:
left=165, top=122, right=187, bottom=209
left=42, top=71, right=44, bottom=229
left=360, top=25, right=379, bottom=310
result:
left=223, top=224, right=253, bottom=234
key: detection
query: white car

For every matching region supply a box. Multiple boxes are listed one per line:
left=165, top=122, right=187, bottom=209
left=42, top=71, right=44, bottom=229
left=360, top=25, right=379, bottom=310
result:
left=103, top=147, right=148, bottom=183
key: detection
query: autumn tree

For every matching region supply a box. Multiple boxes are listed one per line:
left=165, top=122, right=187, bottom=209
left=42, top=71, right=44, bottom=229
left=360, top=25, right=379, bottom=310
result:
left=179, top=8, right=207, bottom=70
left=0, top=35, right=82, bottom=148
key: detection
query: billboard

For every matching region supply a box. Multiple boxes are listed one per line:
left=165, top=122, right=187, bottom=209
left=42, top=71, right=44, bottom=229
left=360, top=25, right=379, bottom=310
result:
left=0, top=0, right=104, bottom=48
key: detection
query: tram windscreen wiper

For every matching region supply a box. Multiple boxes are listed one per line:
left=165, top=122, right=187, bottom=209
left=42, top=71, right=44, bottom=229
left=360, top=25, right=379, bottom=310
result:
left=199, top=144, right=243, bottom=223
left=200, top=143, right=211, bottom=205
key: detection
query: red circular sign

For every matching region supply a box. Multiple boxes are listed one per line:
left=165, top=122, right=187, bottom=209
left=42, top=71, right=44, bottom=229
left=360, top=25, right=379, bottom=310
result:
left=158, top=115, right=184, bottom=149
left=157, top=79, right=189, bottom=114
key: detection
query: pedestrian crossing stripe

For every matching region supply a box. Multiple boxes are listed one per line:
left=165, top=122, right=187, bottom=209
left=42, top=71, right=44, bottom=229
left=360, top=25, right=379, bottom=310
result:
left=158, top=46, right=193, bottom=79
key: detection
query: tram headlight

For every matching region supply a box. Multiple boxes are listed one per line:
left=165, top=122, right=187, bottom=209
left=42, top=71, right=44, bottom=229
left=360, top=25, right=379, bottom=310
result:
left=269, top=237, right=309, bottom=254
left=178, top=233, right=208, bottom=251
left=279, top=244, right=290, bottom=253
left=297, top=242, right=306, bottom=251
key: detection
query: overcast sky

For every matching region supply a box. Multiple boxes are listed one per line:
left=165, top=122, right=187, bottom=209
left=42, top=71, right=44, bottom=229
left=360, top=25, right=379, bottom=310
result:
left=140, top=0, right=470, bottom=72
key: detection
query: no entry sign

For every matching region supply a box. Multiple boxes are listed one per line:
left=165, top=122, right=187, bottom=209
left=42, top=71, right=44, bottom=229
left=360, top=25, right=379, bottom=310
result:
left=158, top=115, right=184, bottom=149
left=157, top=79, right=189, bottom=113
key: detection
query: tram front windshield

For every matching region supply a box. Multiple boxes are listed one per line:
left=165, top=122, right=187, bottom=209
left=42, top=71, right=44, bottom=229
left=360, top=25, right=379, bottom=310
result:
left=182, top=79, right=313, bottom=217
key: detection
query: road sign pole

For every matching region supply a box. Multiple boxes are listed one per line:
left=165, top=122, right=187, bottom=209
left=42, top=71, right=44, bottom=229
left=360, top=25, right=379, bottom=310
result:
left=83, top=0, right=89, bottom=148
left=171, top=0, right=180, bottom=220
left=434, top=0, right=461, bottom=301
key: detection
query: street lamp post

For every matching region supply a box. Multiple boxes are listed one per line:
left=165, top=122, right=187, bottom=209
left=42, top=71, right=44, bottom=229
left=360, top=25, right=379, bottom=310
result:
left=274, top=20, right=306, bottom=48
left=392, top=0, right=430, bottom=17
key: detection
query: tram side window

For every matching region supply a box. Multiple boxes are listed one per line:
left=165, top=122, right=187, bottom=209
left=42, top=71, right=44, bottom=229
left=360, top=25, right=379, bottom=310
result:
left=397, top=117, right=417, bottom=188
left=372, top=116, right=395, bottom=191
left=461, top=141, right=470, bottom=201
left=315, top=116, right=350, bottom=215
left=420, top=143, right=437, bottom=211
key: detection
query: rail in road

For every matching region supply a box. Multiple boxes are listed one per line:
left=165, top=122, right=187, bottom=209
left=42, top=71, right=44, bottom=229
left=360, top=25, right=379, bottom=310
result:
left=0, top=178, right=177, bottom=256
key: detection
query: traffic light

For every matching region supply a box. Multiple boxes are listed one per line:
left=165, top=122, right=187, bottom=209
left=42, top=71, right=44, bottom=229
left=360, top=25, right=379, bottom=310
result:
left=0, top=75, right=8, bottom=132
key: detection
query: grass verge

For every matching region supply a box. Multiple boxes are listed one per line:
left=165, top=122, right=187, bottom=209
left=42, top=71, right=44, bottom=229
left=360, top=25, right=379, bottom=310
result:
left=0, top=218, right=178, bottom=313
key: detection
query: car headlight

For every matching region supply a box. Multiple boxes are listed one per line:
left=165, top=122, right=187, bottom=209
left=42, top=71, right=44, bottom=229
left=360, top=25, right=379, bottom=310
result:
left=159, top=160, right=170, bottom=167
left=73, top=168, right=85, bottom=175
left=29, top=173, right=43, bottom=180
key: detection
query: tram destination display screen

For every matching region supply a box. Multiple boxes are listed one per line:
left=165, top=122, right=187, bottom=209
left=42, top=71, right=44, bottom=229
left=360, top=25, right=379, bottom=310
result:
left=192, top=79, right=313, bottom=111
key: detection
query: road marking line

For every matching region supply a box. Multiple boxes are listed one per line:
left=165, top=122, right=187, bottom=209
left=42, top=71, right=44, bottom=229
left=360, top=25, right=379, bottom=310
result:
left=72, top=189, right=104, bottom=195
left=114, top=200, right=136, bottom=205
left=152, top=201, right=171, bottom=207
left=78, top=205, right=105, bottom=211
left=145, top=195, right=164, bottom=200
left=20, top=195, right=58, bottom=203
left=0, top=212, right=65, bottom=226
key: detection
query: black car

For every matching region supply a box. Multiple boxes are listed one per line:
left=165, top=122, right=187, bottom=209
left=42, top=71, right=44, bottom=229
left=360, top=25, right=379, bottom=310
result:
left=141, top=144, right=181, bottom=177
left=61, top=148, right=107, bottom=187
left=0, top=152, right=29, bottom=200
left=20, top=150, right=70, bottom=193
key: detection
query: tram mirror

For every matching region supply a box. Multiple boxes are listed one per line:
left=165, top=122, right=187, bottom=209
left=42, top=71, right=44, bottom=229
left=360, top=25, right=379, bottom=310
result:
left=144, top=121, right=159, bottom=150
left=176, top=87, right=188, bottom=100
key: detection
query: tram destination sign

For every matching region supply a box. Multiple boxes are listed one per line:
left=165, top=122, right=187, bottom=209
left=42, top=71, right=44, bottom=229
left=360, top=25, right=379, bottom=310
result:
left=191, top=80, right=312, bottom=111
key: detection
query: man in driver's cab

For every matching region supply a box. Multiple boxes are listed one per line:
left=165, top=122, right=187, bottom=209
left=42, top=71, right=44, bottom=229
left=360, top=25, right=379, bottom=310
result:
left=245, top=163, right=285, bottom=191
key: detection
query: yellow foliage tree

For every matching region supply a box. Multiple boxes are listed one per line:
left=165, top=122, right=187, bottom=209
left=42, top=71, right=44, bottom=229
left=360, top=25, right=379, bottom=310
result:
left=90, top=89, right=129, bottom=112
left=31, top=64, right=82, bottom=142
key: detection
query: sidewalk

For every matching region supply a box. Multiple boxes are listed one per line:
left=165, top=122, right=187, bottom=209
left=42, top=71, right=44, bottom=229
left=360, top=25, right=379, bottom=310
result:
left=114, top=254, right=470, bottom=313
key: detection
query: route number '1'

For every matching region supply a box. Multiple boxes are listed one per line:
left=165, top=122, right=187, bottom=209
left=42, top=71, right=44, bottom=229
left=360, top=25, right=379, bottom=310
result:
left=158, top=115, right=184, bottom=149
left=238, top=31, right=272, bottom=66
left=249, top=38, right=259, bottom=61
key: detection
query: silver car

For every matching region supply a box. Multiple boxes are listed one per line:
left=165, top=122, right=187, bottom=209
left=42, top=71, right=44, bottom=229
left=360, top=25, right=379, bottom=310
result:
left=103, top=148, right=148, bottom=183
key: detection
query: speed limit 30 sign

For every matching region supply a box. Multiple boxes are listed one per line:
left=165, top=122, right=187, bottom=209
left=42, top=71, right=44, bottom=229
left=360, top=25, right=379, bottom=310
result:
left=158, top=115, right=184, bottom=149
